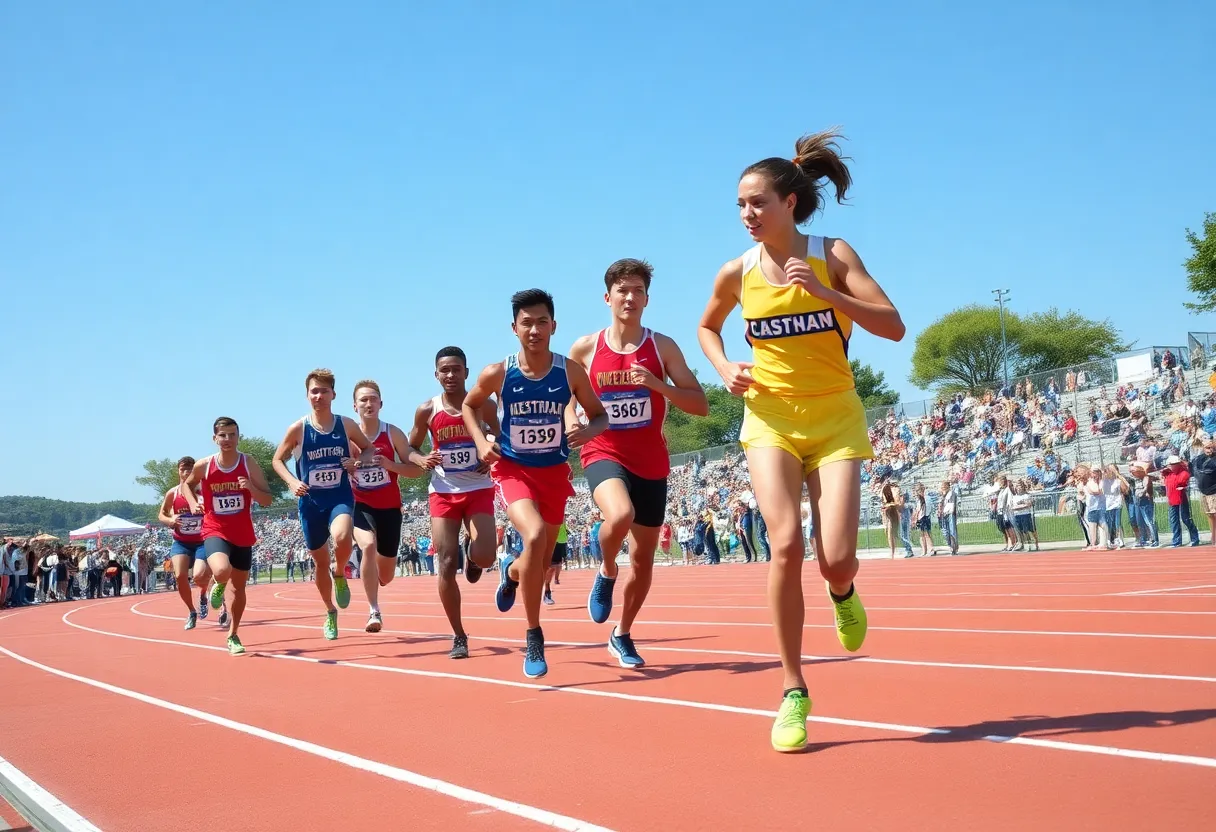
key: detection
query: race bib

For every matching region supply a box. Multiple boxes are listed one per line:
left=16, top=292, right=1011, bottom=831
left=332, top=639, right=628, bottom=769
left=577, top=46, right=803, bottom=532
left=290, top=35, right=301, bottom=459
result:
left=440, top=441, right=478, bottom=473
left=509, top=419, right=562, bottom=453
left=308, top=466, right=344, bottom=489
left=177, top=514, right=203, bottom=535
left=214, top=494, right=246, bottom=515
left=602, top=390, right=652, bottom=429
left=354, top=466, right=389, bottom=489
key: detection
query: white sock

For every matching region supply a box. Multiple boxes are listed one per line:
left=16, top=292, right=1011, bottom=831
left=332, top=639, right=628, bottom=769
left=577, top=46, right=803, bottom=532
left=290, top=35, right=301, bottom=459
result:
left=369, top=604, right=380, bottom=615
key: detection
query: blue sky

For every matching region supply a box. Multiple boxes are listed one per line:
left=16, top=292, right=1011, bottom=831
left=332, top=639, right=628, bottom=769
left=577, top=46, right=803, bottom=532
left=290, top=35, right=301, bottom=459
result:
left=2, top=1, right=1213, bottom=503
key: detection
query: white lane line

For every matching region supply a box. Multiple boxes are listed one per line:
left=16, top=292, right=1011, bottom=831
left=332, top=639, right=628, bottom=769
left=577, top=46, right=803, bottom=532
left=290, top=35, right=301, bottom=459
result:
left=0, top=642, right=613, bottom=832
left=51, top=608, right=1216, bottom=770
left=131, top=604, right=1216, bottom=685
left=0, top=753, right=101, bottom=832
left=1112, top=585, right=1216, bottom=596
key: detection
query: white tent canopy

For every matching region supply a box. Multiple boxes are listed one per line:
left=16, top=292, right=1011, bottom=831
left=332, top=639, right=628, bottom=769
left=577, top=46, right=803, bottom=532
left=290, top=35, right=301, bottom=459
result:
left=69, top=514, right=148, bottom=541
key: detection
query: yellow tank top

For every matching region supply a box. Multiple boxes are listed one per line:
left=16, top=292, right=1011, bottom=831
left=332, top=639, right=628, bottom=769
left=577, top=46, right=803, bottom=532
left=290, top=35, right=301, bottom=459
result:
left=740, top=235, right=855, bottom=398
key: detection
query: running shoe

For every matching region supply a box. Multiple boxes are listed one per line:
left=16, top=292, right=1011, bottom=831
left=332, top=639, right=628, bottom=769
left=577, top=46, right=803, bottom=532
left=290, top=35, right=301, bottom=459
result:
left=209, top=581, right=226, bottom=610
left=771, top=690, right=811, bottom=753
left=829, top=584, right=867, bottom=652
left=607, top=628, right=644, bottom=668
left=495, top=555, right=518, bottom=613
left=333, top=576, right=351, bottom=609
left=218, top=608, right=230, bottom=629
left=323, top=610, right=338, bottom=640
left=465, top=562, right=483, bottom=584
left=365, top=611, right=382, bottom=633
left=184, top=611, right=197, bottom=631
left=450, top=634, right=469, bottom=660
left=543, top=589, right=555, bottom=606
left=198, top=594, right=208, bottom=619
left=523, top=627, right=547, bottom=679
left=587, top=572, right=615, bottom=624
left=227, top=635, right=246, bottom=656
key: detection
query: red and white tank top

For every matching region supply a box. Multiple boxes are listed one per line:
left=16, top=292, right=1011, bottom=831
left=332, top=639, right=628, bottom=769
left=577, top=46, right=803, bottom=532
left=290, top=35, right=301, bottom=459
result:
left=200, top=453, right=257, bottom=547
left=172, top=486, right=204, bottom=543
left=428, top=396, right=493, bottom=494
left=581, top=328, right=669, bottom=480
left=352, top=421, right=402, bottom=510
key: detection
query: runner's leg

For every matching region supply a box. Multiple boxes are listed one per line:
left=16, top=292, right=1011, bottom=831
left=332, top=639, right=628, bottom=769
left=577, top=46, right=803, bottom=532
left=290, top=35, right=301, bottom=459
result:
left=617, top=525, right=659, bottom=635
left=592, top=478, right=634, bottom=580
left=432, top=516, right=466, bottom=637
left=171, top=554, right=195, bottom=615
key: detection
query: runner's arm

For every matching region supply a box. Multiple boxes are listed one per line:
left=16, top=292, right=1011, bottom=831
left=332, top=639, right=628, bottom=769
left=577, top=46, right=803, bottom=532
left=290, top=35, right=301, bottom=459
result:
left=157, top=490, right=177, bottom=527
left=405, top=401, right=440, bottom=470
left=565, top=359, right=609, bottom=447
left=178, top=460, right=205, bottom=514
left=651, top=333, right=709, bottom=416
left=697, top=259, right=752, bottom=394
left=822, top=237, right=905, bottom=342
left=242, top=456, right=274, bottom=507
left=463, top=362, right=505, bottom=461
left=568, top=334, right=596, bottom=370
left=342, top=416, right=379, bottom=459
left=385, top=424, right=424, bottom=478
left=273, top=421, right=308, bottom=496
left=479, top=397, right=501, bottom=438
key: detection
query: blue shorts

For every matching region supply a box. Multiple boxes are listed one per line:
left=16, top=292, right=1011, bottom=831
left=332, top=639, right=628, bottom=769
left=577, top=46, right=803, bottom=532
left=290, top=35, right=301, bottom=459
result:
left=170, top=540, right=205, bottom=560
left=300, top=499, right=353, bottom=551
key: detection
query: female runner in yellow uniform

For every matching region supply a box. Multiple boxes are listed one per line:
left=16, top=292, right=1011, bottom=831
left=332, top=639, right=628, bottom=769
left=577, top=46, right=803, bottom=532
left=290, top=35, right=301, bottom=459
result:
left=698, top=129, right=905, bottom=752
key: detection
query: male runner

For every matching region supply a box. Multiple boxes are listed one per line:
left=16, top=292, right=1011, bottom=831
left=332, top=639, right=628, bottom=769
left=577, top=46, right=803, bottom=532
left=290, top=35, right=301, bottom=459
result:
left=570, top=259, right=707, bottom=667
left=407, top=346, right=501, bottom=659
left=273, top=369, right=378, bottom=640
left=158, top=456, right=229, bottom=630
left=178, top=418, right=274, bottom=655
left=350, top=380, right=422, bottom=634
left=462, top=289, right=609, bottom=678
left=543, top=522, right=567, bottom=606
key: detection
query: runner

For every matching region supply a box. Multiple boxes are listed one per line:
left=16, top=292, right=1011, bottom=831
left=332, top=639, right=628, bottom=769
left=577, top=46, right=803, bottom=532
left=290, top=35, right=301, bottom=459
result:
left=178, top=418, right=274, bottom=655
left=542, top=522, right=568, bottom=606
left=273, top=369, right=379, bottom=640
left=569, top=258, right=708, bottom=667
left=461, top=289, right=608, bottom=678
left=350, top=380, right=422, bottom=634
left=407, top=346, right=501, bottom=659
left=697, top=130, right=905, bottom=752
left=158, top=456, right=228, bottom=631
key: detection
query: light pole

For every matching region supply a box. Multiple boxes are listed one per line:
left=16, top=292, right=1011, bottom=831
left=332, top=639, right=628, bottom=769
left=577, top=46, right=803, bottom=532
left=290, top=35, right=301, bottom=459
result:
left=992, top=288, right=1011, bottom=389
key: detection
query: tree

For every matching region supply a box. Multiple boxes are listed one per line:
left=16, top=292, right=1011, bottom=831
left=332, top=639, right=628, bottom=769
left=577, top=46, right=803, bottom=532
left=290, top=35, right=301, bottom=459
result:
left=663, top=382, right=745, bottom=454
left=135, top=458, right=179, bottom=499
left=909, top=304, right=1128, bottom=393
left=850, top=359, right=899, bottom=409
left=1183, top=212, right=1216, bottom=313
left=238, top=436, right=289, bottom=502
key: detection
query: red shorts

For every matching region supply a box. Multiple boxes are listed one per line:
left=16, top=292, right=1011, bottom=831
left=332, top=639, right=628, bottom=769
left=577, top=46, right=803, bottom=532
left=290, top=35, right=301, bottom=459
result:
left=492, top=458, right=574, bottom=526
left=428, top=488, right=496, bottom=521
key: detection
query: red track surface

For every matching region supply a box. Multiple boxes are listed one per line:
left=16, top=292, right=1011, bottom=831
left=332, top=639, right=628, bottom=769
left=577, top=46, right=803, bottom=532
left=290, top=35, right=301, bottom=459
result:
left=3, top=548, right=1215, bottom=831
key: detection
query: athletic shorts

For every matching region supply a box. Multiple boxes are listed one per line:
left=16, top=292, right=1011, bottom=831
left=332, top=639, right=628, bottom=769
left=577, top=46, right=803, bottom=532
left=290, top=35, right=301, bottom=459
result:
left=299, top=499, right=353, bottom=551
left=739, top=387, right=873, bottom=476
left=354, top=503, right=402, bottom=559
left=584, top=460, right=668, bottom=528
left=429, top=488, right=495, bottom=521
left=492, top=458, right=574, bottom=526
left=170, top=540, right=205, bottom=560
left=551, top=541, right=567, bottom=566
left=204, top=536, right=253, bottom=572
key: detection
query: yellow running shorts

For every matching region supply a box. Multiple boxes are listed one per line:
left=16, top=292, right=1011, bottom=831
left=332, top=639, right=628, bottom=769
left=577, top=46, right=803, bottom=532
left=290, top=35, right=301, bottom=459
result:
left=739, top=387, right=875, bottom=475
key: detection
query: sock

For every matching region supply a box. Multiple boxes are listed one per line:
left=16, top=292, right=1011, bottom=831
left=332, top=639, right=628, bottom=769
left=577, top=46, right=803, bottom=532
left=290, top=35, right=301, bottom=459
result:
left=526, top=626, right=543, bottom=639
left=783, top=687, right=809, bottom=699
left=369, top=604, right=379, bottom=615
left=829, top=584, right=855, bottom=604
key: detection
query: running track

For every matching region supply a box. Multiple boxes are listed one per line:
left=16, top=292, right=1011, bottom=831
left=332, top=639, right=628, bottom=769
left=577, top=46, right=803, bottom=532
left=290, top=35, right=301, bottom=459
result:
left=2, top=549, right=1215, bottom=831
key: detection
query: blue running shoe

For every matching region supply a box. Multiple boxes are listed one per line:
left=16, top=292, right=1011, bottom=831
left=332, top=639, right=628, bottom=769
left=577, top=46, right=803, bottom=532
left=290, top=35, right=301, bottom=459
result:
left=608, top=627, right=645, bottom=668
left=523, top=627, right=547, bottom=679
left=587, top=571, right=616, bottom=624
left=496, top=554, right=518, bottom=613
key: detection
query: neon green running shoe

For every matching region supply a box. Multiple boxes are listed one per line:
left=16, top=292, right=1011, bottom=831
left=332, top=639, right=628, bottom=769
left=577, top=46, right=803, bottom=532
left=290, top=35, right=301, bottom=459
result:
left=227, top=635, right=245, bottom=656
left=829, top=584, right=868, bottom=652
left=333, top=576, right=351, bottom=610
left=771, top=690, right=811, bottom=753
left=323, top=610, right=338, bottom=640
left=210, top=581, right=226, bottom=610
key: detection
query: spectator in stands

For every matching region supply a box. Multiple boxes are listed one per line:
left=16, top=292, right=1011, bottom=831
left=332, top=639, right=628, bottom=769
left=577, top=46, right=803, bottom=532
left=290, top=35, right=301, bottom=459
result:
left=1128, top=463, right=1160, bottom=548
left=1102, top=463, right=1130, bottom=549
left=1191, top=440, right=1216, bottom=544
left=936, top=479, right=960, bottom=555
left=1161, top=455, right=1201, bottom=547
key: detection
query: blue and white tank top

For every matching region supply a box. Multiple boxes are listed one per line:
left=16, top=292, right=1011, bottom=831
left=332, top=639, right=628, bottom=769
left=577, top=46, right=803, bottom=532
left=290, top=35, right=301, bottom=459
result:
left=497, top=353, right=570, bottom=468
left=294, top=414, right=353, bottom=502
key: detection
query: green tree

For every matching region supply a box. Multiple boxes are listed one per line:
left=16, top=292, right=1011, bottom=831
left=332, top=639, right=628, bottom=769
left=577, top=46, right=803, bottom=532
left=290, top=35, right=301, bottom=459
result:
left=909, top=304, right=1127, bottom=393
left=238, top=436, right=289, bottom=502
left=135, top=458, right=179, bottom=499
left=663, top=383, right=745, bottom=454
left=850, top=359, right=899, bottom=408
left=1183, top=212, right=1216, bottom=313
